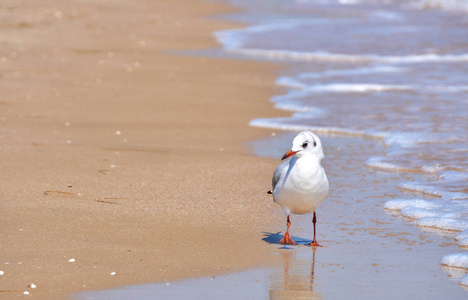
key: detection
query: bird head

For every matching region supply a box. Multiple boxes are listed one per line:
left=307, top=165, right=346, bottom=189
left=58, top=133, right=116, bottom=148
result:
left=281, top=131, right=324, bottom=161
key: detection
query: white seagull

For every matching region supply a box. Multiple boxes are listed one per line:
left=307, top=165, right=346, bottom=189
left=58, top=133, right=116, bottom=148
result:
left=268, top=131, right=329, bottom=246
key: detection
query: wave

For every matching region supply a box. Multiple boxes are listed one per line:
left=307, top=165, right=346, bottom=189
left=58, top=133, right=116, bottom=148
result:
left=291, top=83, right=412, bottom=93
left=249, top=119, right=367, bottom=137
left=296, top=65, right=407, bottom=79
left=277, top=78, right=468, bottom=94
left=221, top=46, right=468, bottom=64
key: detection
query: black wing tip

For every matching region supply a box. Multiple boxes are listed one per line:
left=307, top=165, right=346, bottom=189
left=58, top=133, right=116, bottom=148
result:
left=267, top=190, right=273, bottom=195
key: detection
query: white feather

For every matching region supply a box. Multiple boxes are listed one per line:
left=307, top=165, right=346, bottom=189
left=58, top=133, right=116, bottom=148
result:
left=272, top=131, right=329, bottom=215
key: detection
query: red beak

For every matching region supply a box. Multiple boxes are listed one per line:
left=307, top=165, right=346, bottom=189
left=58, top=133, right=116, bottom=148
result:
left=281, top=150, right=298, bottom=160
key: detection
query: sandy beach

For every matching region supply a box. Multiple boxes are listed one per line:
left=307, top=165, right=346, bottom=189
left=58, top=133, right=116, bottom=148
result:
left=3, top=0, right=468, bottom=298
left=0, top=0, right=288, bottom=298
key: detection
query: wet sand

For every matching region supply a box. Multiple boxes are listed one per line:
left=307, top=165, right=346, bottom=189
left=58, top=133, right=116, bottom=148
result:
left=0, top=0, right=289, bottom=298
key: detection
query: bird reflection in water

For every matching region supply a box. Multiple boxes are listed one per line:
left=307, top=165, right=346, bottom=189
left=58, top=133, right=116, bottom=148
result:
left=268, top=244, right=322, bottom=299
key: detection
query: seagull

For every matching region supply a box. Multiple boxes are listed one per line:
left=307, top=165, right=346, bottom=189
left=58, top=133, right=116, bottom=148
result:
left=268, top=131, right=329, bottom=246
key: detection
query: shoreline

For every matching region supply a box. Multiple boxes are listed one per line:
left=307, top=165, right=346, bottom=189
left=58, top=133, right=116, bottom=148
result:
left=4, top=0, right=467, bottom=298
left=76, top=132, right=468, bottom=298
left=0, top=0, right=289, bottom=298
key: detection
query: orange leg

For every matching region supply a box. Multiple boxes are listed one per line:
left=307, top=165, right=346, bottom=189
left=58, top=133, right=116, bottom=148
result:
left=308, top=212, right=322, bottom=247
left=280, top=215, right=296, bottom=245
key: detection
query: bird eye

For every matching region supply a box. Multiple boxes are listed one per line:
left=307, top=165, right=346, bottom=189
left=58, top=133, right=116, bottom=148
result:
left=302, top=142, right=308, bottom=148
left=313, top=141, right=317, bottom=147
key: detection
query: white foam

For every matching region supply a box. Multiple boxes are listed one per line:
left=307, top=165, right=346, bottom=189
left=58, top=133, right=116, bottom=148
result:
left=270, top=89, right=311, bottom=103
left=400, top=207, right=439, bottom=219
left=269, top=91, right=328, bottom=118
left=385, top=198, right=468, bottom=246
left=384, top=132, right=434, bottom=149
left=398, top=182, right=468, bottom=200
left=286, top=108, right=328, bottom=121
left=234, top=48, right=372, bottom=62
left=249, top=119, right=316, bottom=132
left=278, top=76, right=468, bottom=95
left=227, top=47, right=468, bottom=64
left=440, top=253, right=468, bottom=269
left=460, top=274, right=468, bottom=287
left=456, top=229, right=468, bottom=241
left=384, top=199, right=440, bottom=211
left=417, top=217, right=468, bottom=231
left=214, top=30, right=244, bottom=51
left=249, top=119, right=366, bottom=136
left=297, top=65, right=406, bottom=79
left=456, top=229, right=468, bottom=247
left=367, top=157, right=446, bottom=174
left=276, top=76, right=308, bottom=89
left=421, top=165, right=444, bottom=173
left=398, top=182, right=444, bottom=197
left=273, top=101, right=312, bottom=112
left=366, top=157, right=420, bottom=173
left=305, top=83, right=412, bottom=93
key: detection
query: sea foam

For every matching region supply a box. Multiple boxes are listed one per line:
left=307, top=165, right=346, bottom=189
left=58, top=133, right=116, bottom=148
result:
left=215, top=22, right=468, bottom=64
left=440, top=252, right=468, bottom=286
left=385, top=198, right=468, bottom=240
left=296, top=65, right=406, bottom=79
left=417, top=218, right=468, bottom=232
left=249, top=119, right=366, bottom=136
left=440, top=253, right=468, bottom=269
left=460, top=275, right=468, bottom=287
left=455, top=230, right=468, bottom=247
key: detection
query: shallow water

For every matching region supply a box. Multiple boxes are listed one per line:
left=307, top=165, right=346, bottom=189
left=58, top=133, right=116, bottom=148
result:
left=253, top=133, right=468, bottom=296
left=215, top=0, right=468, bottom=285
left=76, top=269, right=271, bottom=299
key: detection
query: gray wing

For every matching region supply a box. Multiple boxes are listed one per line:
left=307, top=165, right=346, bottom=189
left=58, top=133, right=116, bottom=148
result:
left=271, top=160, right=290, bottom=196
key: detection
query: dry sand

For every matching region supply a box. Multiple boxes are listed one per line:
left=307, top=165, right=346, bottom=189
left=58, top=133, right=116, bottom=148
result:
left=0, top=0, right=288, bottom=298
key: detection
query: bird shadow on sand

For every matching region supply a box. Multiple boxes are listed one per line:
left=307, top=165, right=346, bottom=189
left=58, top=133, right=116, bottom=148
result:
left=262, top=232, right=313, bottom=248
